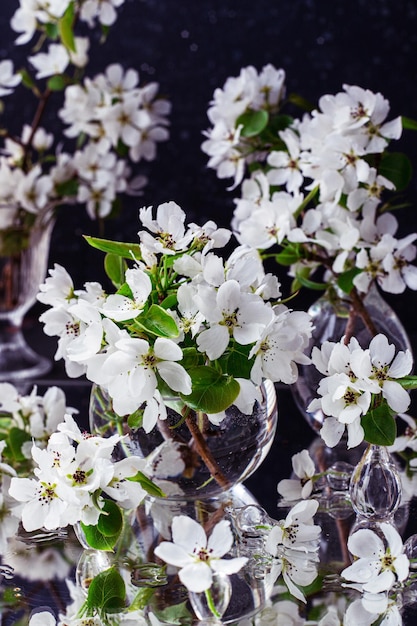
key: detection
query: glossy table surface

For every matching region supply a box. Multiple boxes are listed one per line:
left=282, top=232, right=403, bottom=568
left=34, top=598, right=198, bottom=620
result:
left=2, top=311, right=417, bottom=625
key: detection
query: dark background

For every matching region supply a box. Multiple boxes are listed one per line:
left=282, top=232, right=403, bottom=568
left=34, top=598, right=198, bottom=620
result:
left=2, top=0, right=417, bottom=295
left=1, top=0, right=417, bottom=508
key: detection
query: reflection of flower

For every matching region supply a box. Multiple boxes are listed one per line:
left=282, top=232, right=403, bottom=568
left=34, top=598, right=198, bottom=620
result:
left=341, top=522, right=409, bottom=594
left=154, top=514, right=248, bottom=593
left=9, top=414, right=147, bottom=531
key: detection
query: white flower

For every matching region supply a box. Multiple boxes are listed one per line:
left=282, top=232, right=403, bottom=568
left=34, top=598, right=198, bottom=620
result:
left=277, top=449, right=316, bottom=501
left=28, top=43, right=70, bottom=79
left=0, top=59, right=21, bottom=96
left=196, top=280, right=273, bottom=360
left=101, top=267, right=152, bottom=321
left=341, top=522, right=409, bottom=593
left=80, top=0, right=125, bottom=27
left=29, top=610, right=56, bottom=626
left=154, top=515, right=248, bottom=592
left=265, top=500, right=320, bottom=553
left=139, top=202, right=192, bottom=254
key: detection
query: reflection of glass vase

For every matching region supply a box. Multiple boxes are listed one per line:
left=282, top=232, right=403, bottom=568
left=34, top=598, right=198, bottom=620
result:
left=291, top=284, right=412, bottom=433
left=0, top=210, right=54, bottom=383
left=349, top=444, right=402, bottom=521
left=88, top=381, right=278, bottom=622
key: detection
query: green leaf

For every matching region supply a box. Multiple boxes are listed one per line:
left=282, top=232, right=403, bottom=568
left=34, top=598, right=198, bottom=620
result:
left=267, top=114, right=294, bottom=134
left=182, top=366, right=240, bottom=413
left=336, top=267, right=362, bottom=294
left=58, top=2, right=76, bottom=52
left=127, top=471, right=165, bottom=498
left=236, top=109, right=269, bottom=137
left=274, top=243, right=302, bottom=266
left=138, top=304, right=179, bottom=338
left=55, top=178, right=79, bottom=198
left=84, top=235, right=142, bottom=260
left=127, top=408, right=144, bottom=430
left=96, top=500, right=123, bottom=538
left=286, top=92, right=315, bottom=112
left=295, top=270, right=328, bottom=291
left=397, top=375, right=417, bottom=390
left=47, top=75, right=67, bottom=91
left=218, top=343, right=254, bottom=379
left=361, top=403, right=397, bottom=446
left=129, top=587, right=155, bottom=611
left=44, top=22, right=59, bottom=39
left=402, top=116, right=417, bottom=131
left=6, top=427, right=31, bottom=462
left=86, top=566, right=126, bottom=612
left=81, top=500, right=123, bottom=550
left=105, top=253, right=127, bottom=287
left=379, top=152, right=413, bottom=191
left=19, top=68, right=35, bottom=90
left=152, top=601, right=193, bottom=625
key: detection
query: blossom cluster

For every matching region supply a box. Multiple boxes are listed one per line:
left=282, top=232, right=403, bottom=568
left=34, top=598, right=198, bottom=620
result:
left=0, top=0, right=170, bottom=246
left=8, top=413, right=147, bottom=533
left=0, top=382, right=77, bottom=554
left=307, top=333, right=413, bottom=448
left=263, top=499, right=321, bottom=603
left=340, top=522, right=409, bottom=626
left=202, top=64, right=417, bottom=298
left=37, top=201, right=313, bottom=432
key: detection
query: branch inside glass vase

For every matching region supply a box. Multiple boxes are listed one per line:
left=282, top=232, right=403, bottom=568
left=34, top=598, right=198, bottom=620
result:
left=184, top=409, right=231, bottom=491
left=343, top=286, right=378, bottom=345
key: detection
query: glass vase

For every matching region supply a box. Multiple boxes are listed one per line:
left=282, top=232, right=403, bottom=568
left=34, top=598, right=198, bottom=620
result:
left=89, top=379, right=278, bottom=500
left=0, top=209, right=54, bottom=383
left=88, top=381, right=278, bottom=622
left=349, top=444, right=402, bottom=521
left=291, top=284, right=412, bottom=433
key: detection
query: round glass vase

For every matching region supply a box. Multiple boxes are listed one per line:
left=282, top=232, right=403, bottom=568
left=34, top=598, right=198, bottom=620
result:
left=0, top=209, right=55, bottom=383
left=291, top=283, right=412, bottom=433
left=88, top=382, right=278, bottom=623
left=89, top=379, right=278, bottom=500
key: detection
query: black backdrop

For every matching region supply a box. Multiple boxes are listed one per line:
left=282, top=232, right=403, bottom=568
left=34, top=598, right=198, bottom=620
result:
left=1, top=0, right=417, bottom=326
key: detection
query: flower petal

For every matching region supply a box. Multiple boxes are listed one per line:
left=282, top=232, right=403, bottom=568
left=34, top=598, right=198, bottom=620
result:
left=179, top=561, right=212, bottom=592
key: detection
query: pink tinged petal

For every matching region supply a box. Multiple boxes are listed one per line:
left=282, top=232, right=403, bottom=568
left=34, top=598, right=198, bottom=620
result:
left=156, top=361, right=192, bottom=395
left=172, top=515, right=207, bottom=552
left=382, top=380, right=410, bottom=413
left=154, top=542, right=194, bottom=568
left=207, top=520, right=233, bottom=557
left=179, top=561, right=213, bottom=592
left=211, top=556, right=248, bottom=575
